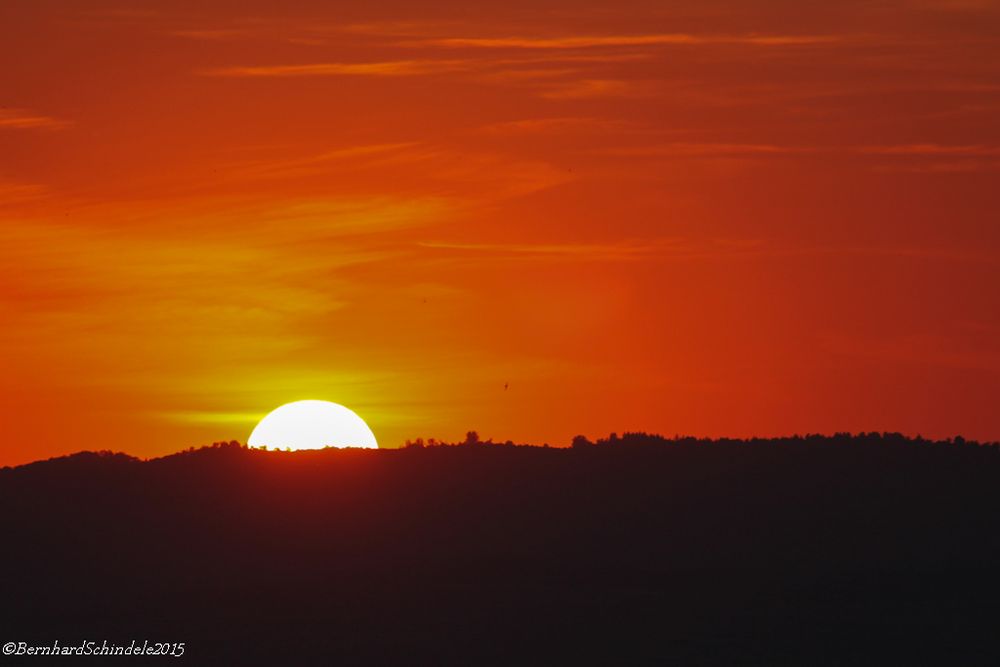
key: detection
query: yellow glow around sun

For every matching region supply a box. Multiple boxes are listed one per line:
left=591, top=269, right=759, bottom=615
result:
left=248, top=400, right=378, bottom=450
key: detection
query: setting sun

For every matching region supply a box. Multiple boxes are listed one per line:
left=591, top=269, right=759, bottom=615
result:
left=4, top=1, right=1000, bottom=664
left=247, top=400, right=378, bottom=450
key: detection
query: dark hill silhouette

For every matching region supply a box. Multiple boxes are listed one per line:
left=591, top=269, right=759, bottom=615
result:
left=3, top=433, right=1000, bottom=665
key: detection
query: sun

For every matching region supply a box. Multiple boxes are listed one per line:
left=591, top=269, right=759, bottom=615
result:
left=248, top=400, right=378, bottom=450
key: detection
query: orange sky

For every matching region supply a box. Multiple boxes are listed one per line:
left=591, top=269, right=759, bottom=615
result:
left=2, top=1, right=999, bottom=465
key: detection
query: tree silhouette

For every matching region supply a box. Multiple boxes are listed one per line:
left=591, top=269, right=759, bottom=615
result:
left=6, top=431, right=997, bottom=665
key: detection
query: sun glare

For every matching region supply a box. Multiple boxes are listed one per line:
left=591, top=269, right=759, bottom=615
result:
left=247, top=400, right=378, bottom=450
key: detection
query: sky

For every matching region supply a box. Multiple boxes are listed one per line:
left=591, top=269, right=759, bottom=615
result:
left=2, top=0, right=999, bottom=464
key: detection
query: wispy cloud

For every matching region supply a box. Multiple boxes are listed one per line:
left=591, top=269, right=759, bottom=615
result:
left=411, top=151, right=574, bottom=198
left=417, top=238, right=769, bottom=263
left=418, top=239, right=663, bottom=260
left=419, top=238, right=998, bottom=267
left=220, top=142, right=420, bottom=180
left=412, top=33, right=846, bottom=49
left=206, top=141, right=570, bottom=200
left=171, top=28, right=253, bottom=40
left=0, top=191, right=457, bottom=374
left=600, top=142, right=1000, bottom=161
left=541, top=79, right=638, bottom=99
left=862, top=144, right=1000, bottom=172
left=203, top=60, right=471, bottom=78
left=166, top=18, right=468, bottom=44
left=859, top=144, right=1000, bottom=156
left=477, top=67, right=582, bottom=84
left=135, top=194, right=456, bottom=241
left=504, top=52, right=655, bottom=65
left=0, top=109, right=71, bottom=130
left=338, top=20, right=470, bottom=37
left=602, top=143, right=801, bottom=157
left=478, top=117, right=630, bottom=134
left=872, top=160, right=1000, bottom=173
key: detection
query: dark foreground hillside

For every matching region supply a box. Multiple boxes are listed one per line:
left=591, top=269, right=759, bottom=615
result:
left=3, top=434, right=1000, bottom=665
